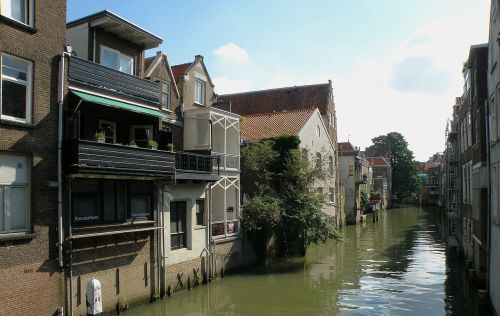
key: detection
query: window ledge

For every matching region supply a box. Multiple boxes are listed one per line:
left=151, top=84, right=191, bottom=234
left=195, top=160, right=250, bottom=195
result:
left=193, top=102, right=205, bottom=106
left=0, top=233, right=35, bottom=242
left=214, top=235, right=240, bottom=244
left=0, top=119, right=34, bottom=128
left=0, top=16, right=36, bottom=33
left=72, top=220, right=155, bottom=232
left=162, top=108, right=173, bottom=113
left=194, top=225, right=206, bottom=230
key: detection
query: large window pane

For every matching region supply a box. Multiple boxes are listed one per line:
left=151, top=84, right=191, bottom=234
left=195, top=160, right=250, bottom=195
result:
left=116, top=181, right=127, bottom=221
left=119, top=55, right=133, bottom=74
left=103, top=181, right=115, bottom=222
left=2, top=55, right=28, bottom=80
left=73, top=179, right=100, bottom=223
left=129, top=181, right=151, bottom=218
left=1, top=0, right=27, bottom=24
left=2, top=80, right=27, bottom=119
left=102, top=49, right=118, bottom=70
left=10, top=187, right=27, bottom=230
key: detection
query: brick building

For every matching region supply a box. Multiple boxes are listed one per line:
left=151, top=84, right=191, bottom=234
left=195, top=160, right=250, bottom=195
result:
left=0, top=0, right=66, bottom=315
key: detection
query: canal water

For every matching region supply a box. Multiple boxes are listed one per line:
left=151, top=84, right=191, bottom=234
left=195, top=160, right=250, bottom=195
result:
left=128, top=206, right=491, bottom=315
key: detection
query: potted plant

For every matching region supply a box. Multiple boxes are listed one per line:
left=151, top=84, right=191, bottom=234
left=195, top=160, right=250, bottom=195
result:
left=129, top=141, right=138, bottom=148
left=94, top=130, right=105, bottom=143
left=166, top=143, right=174, bottom=152
left=148, top=140, right=158, bottom=150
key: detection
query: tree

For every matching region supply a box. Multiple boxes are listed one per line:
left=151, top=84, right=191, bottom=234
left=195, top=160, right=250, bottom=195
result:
left=241, top=136, right=341, bottom=261
left=371, top=132, right=420, bottom=200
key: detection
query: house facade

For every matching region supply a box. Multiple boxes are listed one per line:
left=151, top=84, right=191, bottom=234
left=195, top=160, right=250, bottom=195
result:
left=366, top=157, right=391, bottom=210
left=239, top=108, right=341, bottom=224
left=219, top=82, right=341, bottom=223
left=0, top=0, right=66, bottom=314
left=338, top=142, right=370, bottom=225
left=488, top=1, right=500, bottom=312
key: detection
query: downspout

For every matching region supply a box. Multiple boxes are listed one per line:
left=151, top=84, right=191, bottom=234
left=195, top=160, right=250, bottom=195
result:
left=59, top=51, right=71, bottom=269
left=485, top=99, right=491, bottom=295
left=157, top=181, right=162, bottom=297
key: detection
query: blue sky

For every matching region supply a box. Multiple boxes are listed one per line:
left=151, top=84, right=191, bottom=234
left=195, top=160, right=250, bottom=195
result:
left=68, top=1, right=489, bottom=161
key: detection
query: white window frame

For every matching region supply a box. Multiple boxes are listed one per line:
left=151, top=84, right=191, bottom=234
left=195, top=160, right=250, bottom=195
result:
left=0, top=0, right=34, bottom=27
left=328, top=155, right=334, bottom=176
left=161, top=82, right=170, bottom=110
left=100, top=45, right=134, bottom=75
left=0, top=154, right=30, bottom=234
left=1, top=53, right=33, bottom=123
left=99, top=119, right=116, bottom=144
left=195, top=79, right=205, bottom=105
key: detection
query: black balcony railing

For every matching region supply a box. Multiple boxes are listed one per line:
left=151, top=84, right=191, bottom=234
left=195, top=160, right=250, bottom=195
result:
left=175, top=151, right=220, bottom=174
left=65, top=139, right=175, bottom=177
left=68, top=57, right=160, bottom=106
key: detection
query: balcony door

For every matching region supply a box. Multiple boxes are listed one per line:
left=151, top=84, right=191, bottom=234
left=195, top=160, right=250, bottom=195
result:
left=130, top=125, right=152, bottom=148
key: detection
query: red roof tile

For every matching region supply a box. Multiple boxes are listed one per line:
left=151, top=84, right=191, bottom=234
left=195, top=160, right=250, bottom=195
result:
left=219, top=83, right=332, bottom=116
left=171, top=63, right=192, bottom=82
left=338, top=142, right=358, bottom=156
left=367, top=157, right=390, bottom=167
left=241, top=109, right=315, bottom=141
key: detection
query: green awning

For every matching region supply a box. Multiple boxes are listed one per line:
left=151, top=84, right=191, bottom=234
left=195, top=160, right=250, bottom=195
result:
left=71, top=90, right=163, bottom=118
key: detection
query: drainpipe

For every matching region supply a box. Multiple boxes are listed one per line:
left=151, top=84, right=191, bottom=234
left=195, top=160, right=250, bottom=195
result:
left=58, top=51, right=71, bottom=269
left=157, top=181, right=162, bottom=297
left=485, top=99, right=491, bottom=295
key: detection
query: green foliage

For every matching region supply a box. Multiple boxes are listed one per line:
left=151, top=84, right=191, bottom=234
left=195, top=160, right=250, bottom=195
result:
left=241, top=136, right=341, bottom=259
left=371, top=132, right=420, bottom=200
left=360, top=185, right=370, bottom=210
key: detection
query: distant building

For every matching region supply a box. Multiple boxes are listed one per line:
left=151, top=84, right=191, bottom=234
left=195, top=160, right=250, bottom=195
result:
left=338, top=142, right=370, bottom=224
left=366, top=157, right=391, bottom=209
left=240, top=108, right=342, bottom=226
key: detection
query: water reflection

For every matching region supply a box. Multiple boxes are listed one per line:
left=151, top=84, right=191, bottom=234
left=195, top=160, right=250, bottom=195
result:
left=128, top=206, right=491, bottom=316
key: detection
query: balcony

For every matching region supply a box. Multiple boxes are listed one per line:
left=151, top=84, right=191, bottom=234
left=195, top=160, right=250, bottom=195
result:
left=65, top=139, right=175, bottom=177
left=175, top=151, right=220, bottom=181
left=68, top=57, right=160, bottom=107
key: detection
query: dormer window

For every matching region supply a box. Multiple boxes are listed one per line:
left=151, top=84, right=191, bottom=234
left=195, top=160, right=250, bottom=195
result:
left=195, top=79, right=205, bottom=105
left=1, top=0, right=34, bottom=26
left=101, top=45, right=133, bottom=75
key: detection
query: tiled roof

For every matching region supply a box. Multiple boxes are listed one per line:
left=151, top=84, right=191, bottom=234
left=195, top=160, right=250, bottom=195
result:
left=367, top=157, right=390, bottom=167
left=338, top=142, right=358, bottom=156
left=219, top=83, right=332, bottom=116
left=171, top=63, right=192, bottom=82
left=241, top=109, right=315, bottom=141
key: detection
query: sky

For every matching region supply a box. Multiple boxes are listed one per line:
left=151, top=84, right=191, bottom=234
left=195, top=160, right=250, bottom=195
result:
left=67, top=0, right=490, bottom=161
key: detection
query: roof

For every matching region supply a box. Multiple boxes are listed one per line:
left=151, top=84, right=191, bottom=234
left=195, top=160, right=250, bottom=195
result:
left=144, top=57, right=154, bottom=71
left=67, top=10, right=162, bottom=49
left=367, top=157, right=390, bottom=167
left=218, top=83, right=332, bottom=116
left=240, top=109, right=315, bottom=141
left=171, top=63, right=192, bottom=82
left=338, top=142, right=359, bottom=157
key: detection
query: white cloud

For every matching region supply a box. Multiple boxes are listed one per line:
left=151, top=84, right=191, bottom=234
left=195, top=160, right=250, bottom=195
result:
left=213, top=76, right=252, bottom=94
left=332, top=3, right=489, bottom=161
left=213, top=43, right=250, bottom=64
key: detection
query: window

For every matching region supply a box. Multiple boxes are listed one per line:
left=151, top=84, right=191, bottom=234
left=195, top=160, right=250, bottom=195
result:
left=316, top=125, right=321, bottom=138
left=72, top=179, right=152, bottom=225
left=329, top=156, right=334, bottom=176
left=1, top=53, right=32, bottom=123
left=1, top=0, right=33, bottom=26
left=0, top=154, right=30, bottom=233
left=196, top=200, right=205, bottom=226
left=467, top=112, right=472, bottom=147
left=170, top=201, right=187, bottom=250
left=349, top=165, right=354, bottom=176
left=101, top=46, right=133, bottom=74
left=129, top=181, right=152, bottom=218
left=329, top=188, right=335, bottom=203
left=161, top=82, right=170, bottom=110
left=99, top=120, right=116, bottom=144
left=491, top=95, right=497, bottom=143
left=130, top=125, right=153, bottom=148
left=195, top=79, right=205, bottom=105
left=316, top=153, right=322, bottom=170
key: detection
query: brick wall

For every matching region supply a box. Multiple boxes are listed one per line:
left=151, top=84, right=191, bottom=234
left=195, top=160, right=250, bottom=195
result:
left=0, top=0, right=66, bottom=315
left=70, top=232, right=158, bottom=315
